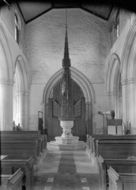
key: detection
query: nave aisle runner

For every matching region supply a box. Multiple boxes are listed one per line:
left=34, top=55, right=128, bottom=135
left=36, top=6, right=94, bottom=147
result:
left=33, top=144, right=100, bottom=190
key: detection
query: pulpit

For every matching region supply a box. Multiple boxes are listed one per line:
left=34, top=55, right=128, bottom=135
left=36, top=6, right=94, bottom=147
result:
left=106, top=118, right=123, bottom=135
left=98, top=110, right=123, bottom=135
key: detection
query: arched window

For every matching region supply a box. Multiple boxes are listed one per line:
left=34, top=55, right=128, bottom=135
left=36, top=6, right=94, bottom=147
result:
left=15, top=13, right=20, bottom=44
left=111, top=9, right=120, bottom=44
left=115, top=9, right=120, bottom=38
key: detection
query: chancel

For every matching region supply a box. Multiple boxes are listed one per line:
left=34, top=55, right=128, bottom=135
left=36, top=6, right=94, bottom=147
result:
left=52, top=11, right=84, bottom=146
left=1, top=1, right=136, bottom=190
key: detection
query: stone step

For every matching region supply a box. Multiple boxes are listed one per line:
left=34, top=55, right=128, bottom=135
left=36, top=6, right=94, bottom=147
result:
left=47, top=141, right=87, bottom=151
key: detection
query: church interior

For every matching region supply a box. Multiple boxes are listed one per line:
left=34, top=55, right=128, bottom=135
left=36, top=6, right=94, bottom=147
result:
left=1, top=0, right=136, bottom=190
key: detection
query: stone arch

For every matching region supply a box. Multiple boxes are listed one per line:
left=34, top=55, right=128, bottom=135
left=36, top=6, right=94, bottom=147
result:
left=13, top=55, right=29, bottom=129
left=106, top=53, right=121, bottom=94
left=43, top=67, right=95, bottom=104
left=120, top=22, right=136, bottom=131
left=106, top=53, right=122, bottom=118
left=42, top=66, right=95, bottom=134
left=14, top=55, right=29, bottom=92
left=122, top=23, right=136, bottom=82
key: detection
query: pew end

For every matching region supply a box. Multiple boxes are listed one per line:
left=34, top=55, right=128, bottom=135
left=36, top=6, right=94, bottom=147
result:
left=0, top=168, right=24, bottom=190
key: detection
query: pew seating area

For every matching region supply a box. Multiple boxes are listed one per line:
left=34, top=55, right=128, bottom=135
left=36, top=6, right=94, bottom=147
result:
left=0, top=130, right=47, bottom=190
left=106, top=159, right=136, bottom=190
left=0, top=168, right=23, bottom=190
left=87, top=134, right=136, bottom=190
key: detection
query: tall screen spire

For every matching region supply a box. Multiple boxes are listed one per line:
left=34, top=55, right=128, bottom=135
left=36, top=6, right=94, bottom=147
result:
left=60, top=9, right=73, bottom=120
left=62, top=9, right=71, bottom=68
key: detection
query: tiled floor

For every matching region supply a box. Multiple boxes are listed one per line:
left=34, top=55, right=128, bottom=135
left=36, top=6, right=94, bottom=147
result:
left=33, top=143, right=100, bottom=190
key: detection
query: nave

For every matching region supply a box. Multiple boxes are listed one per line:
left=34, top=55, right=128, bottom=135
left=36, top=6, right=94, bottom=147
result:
left=33, top=144, right=100, bottom=190
left=1, top=2, right=136, bottom=190
left=2, top=132, right=136, bottom=190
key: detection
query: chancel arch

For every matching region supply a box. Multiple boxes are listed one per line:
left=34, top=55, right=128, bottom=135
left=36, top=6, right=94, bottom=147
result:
left=13, top=56, right=29, bottom=129
left=42, top=66, right=95, bottom=140
left=106, top=53, right=122, bottom=119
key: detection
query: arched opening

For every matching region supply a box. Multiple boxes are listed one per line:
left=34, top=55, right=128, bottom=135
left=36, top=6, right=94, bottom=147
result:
left=13, top=56, right=29, bottom=129
left=121, top=22, right=136, bottom=132
left=42, top=67, right=95, bottom=140
left=14, top=12, right=21, bottom=44
left=106, top=53, right=122, bottom=119
left=13, top=65, right=23, bottom=127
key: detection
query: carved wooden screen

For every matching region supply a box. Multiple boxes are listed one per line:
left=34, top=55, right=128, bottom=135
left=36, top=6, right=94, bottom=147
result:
left=74, top=99, right=82, bottom=117
left=45, top=79, right=86, bottom=141
left=52, top=99, right=60, bottom=118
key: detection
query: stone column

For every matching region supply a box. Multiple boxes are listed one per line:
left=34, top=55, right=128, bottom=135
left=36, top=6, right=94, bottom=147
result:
left=122, top=78, right=136, bottom=134
left=122, top=80, right=128, bottom=123
left=19, top=90, right=29, bottom=130
left=107, top=91, right=114, bottom=110
left=0, top=80, right=13, bottom=130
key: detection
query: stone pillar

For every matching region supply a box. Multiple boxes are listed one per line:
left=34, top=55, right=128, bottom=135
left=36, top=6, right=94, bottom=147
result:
left=86, top=101, right=92, bottom=134
left=20, top=90, right=29, bottom=130
left=122, top=80, right=128, bottom=123
left=107, top=91, right=114, bottom=110
left=122, top=78, right=136, bottom=134
left=0, top=80, right=13, bottom=130
left=128, top=80, right=136, bottom=134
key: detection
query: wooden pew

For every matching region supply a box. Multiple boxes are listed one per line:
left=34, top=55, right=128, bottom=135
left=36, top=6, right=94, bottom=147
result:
left=1, top=131, right=46, bottom=154
left=102, top=158, right=136, bottom=190
left=0, top=168, right=23, bottom=190
left=108, top=166, right=136, bottom=190
left=86, top=135, right=95, bottom=157
left=91, top=135, right=136, bottom=189
left=1, top=155, right=34, bottom=190
left=91, top=135, right=136, bottom=159
left=0, top=131, right=47, bottom=190
left=1, top=140, right=39, bottom=160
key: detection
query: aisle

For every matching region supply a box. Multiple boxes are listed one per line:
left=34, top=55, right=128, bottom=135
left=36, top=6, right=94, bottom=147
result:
left=33, top=144, right=100, bottom=190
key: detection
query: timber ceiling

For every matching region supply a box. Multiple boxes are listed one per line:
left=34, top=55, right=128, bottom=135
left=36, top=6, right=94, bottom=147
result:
left=16, top=1, right=113, bottom=24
